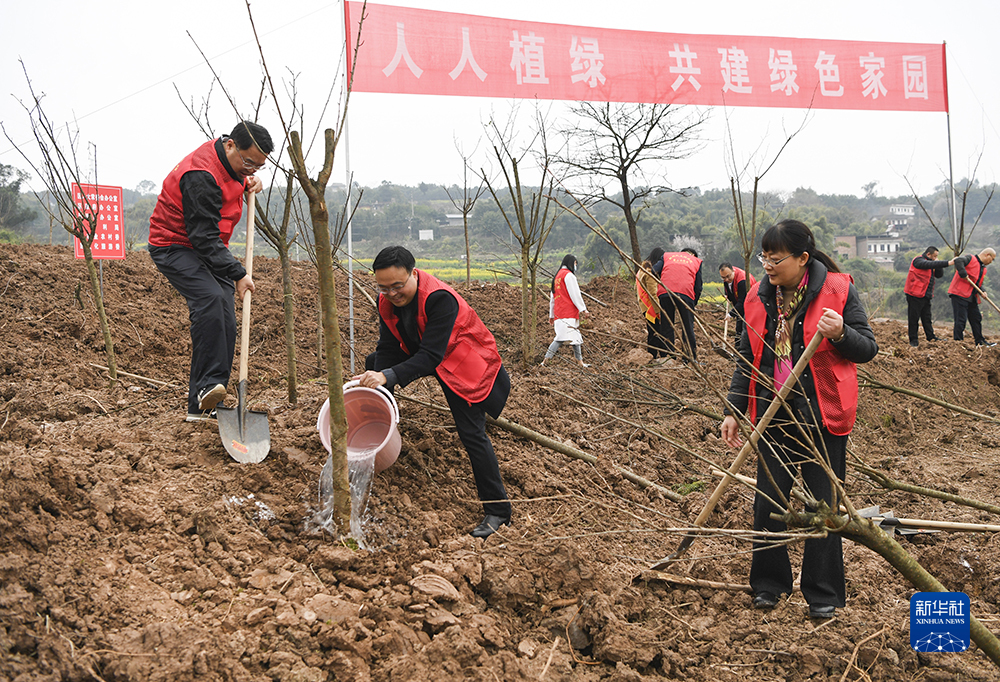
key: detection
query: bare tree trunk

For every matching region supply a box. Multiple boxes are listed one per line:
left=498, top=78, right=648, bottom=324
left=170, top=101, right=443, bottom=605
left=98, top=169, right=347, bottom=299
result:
left=279, top=248, right=298, bottom=404
left=521, top=240, right=532, bottom=366
left=81, top=238, right=117, bottom=387
left=464, top=214, right=471, bottom=287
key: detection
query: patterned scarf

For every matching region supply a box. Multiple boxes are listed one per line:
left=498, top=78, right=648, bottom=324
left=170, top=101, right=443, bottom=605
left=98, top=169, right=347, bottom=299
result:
left=773, top=271, right=809, bottom=362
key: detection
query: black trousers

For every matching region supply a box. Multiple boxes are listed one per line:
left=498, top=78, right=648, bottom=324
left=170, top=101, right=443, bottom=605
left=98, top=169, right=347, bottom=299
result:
left=366, top=354, right=512, bottom=518
left=906, top=294, right=937, bottom=343
left=951, top=295, right=986, bottom=344
left=645, top=318, right=668, bottom=358
left=150, top=245, right=237, bottom=414
left=750, top=412, right=847, bottom=608
left=658, top=292, right=697, bottom=360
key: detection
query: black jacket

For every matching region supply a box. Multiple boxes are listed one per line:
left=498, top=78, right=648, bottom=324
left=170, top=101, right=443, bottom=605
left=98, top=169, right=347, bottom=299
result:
left=724, top=259, right=878, bottom=428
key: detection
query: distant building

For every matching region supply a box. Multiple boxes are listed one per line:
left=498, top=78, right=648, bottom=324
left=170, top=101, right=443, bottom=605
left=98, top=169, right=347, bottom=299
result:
left=833, top=233, right=902, bottom=269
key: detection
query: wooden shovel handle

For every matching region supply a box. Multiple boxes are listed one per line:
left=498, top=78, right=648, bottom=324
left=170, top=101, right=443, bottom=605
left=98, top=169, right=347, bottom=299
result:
left=237, top=193, right=256, bottom=384
left=969, top=280, right=1000, bottom=317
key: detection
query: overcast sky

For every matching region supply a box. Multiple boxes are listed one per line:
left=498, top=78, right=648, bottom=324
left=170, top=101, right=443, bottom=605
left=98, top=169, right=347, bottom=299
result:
left=2, top=1, right=997, bottom=201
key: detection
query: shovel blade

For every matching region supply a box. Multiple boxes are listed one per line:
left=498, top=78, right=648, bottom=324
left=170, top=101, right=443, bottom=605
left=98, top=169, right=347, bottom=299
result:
left=216, top=382, right=270, bottom=463
left=217, top=407, right=270, bottom=463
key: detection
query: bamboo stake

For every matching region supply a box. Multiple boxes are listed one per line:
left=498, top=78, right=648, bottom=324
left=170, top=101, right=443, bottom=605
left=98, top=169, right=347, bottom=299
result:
left=639, top=570, right=751, bottom=593
left=652, top=331, right=824, bottom=568
left=850, top=460, right=1000, bottom=516
left=89, top=363, right=179, bottom=388
left=858, top=370, right=999, bottom=424
left=709, top=469, right=1000, bottom=532
left=394, top=393, right=682, bottom=502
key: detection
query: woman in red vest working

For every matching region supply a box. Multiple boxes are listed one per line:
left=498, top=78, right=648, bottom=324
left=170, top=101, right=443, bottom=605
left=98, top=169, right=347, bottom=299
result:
left=719, top=220, right=878, bottom=620
left=636, top=248, right=668, bottom=362
left=541, top=254, right=590, bottom=367
left=355, top=246, right=513, bottom=539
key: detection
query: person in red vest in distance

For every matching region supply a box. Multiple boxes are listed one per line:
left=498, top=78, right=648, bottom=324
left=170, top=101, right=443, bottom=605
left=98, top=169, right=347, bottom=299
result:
left=354, top=246, right=513, bottom=539
left=948, top=247, right=996, bottom=347
left=541, top=254, right=590, bottom=367
left=903, top=246, right=954, bottom=347
left=636, top=248, right=668, bottom=363
left=653, top=248, right=703, bottom=361
left=148, top=121, right=273, bottom=422
left=719, top=220, right=878, bottom=620
left=719, top=261, right=757, bottom=341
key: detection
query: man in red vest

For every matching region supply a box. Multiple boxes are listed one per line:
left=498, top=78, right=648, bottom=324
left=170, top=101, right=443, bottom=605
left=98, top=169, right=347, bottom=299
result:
left=948, top=247, right=996, bottom=346
left=654, top=248, right=703, bottom=361
left=719, top=261, right=756, bottom=340
left=903, top=247, right=953, bottom=347
left=148, top=121, right=272, bottom=422
left=355, top=246, right=513, bottom=539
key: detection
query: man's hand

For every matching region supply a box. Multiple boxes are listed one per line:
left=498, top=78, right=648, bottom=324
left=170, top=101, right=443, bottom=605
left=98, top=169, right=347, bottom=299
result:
left=246, top=176, right=263, bottom=194
left=236, top=275, right=255, bottom=301
left=354, top=370, right=387, bottom=388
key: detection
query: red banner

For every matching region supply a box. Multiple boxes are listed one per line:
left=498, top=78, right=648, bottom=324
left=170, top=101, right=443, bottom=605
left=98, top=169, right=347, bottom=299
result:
left=345, top=2, right=947, bottom=113
left=72, top=183, right=126, bottom=260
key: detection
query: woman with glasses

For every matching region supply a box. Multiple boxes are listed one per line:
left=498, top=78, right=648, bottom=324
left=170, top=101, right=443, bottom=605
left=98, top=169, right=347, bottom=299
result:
left=719, top=219, right=878, bottom=620
left=541, top=254, right=590, bottom=367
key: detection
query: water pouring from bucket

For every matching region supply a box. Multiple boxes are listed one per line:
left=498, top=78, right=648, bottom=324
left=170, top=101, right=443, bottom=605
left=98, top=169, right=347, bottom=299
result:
left=316, top=381, right=401, bottom=539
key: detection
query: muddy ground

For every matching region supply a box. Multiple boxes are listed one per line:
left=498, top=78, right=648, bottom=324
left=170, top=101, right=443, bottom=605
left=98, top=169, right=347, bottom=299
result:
left=2, top=243, right=1000, bottom=681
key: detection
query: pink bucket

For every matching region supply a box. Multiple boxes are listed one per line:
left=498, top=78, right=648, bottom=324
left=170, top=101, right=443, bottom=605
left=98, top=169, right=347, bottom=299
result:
left=317, top=381, right=401, bottom=474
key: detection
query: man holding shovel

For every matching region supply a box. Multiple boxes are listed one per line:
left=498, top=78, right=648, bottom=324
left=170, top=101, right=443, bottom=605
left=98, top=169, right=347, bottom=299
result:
left=948, top=247, right=996, bottom=347
left=355, top=246, right=513, bottom=539
left=720, top=220, right=878, bottom=620
left=148, top=121, right=273, bottom=421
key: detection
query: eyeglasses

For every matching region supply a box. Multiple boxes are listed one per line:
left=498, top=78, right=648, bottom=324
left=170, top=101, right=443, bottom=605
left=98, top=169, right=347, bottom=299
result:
left=377, top=274, right=411, bottom=295
left=235, top=146, right=266, bottom=171
left=757, top=252, right=794, bottom=268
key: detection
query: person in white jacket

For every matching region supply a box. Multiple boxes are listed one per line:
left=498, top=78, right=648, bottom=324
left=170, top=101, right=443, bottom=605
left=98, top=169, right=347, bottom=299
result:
left=541, top=254, right=590, bottom=367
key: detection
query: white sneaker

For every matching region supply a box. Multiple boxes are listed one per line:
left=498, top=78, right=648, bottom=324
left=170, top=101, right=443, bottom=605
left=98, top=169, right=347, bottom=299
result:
left=197, top=384, right=227, bottom=411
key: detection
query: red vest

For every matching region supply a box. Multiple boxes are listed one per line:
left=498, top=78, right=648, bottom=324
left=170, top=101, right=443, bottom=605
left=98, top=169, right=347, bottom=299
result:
left=379, top=269, right=502, bottom=404
left=149, top=139, right=245, bottom=248
left=552, top=268, right=580, bottom=320
left=726, top=267, right=756, bottom=303
left=948, top=257, right=984, bottom=300
left=744, top=272, right=858, bottom=436
left=904, top=257, right=934, bottom=297
left=660, top=252, right=702, bottom=299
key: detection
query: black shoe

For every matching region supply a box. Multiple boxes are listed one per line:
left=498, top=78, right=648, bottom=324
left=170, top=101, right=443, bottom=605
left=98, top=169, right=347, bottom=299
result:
left=752, top=592, right=779, bottom=609
left=471, top=514, right=510, bottom=538
left=809, top=604, right=836, bottom=619
left=927, top=336, right=940, bottom=342
left=977, top=341, right=997, bottom=347
left=909, top=341, right=919, bottom=347
left=197, top=384, right=227, bottom=411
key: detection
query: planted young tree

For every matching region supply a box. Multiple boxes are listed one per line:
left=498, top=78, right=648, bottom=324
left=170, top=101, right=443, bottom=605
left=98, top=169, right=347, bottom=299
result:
left=724, top=108, right=809, bottom=273
left=483, top=110, right=563, bottom=367
left=906, top=154, right=996, bottom=257
left=2, top=64, right=117, bottom=385
left=248, top=0, right=366, bottom=536
left=443, top=138, right=487, bottom=287
left=555, top=102, right=707, bottom=271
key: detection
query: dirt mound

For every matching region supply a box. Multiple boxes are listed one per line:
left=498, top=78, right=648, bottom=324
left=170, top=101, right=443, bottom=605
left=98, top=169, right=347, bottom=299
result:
left=2, top=244, right=1000, bottom=681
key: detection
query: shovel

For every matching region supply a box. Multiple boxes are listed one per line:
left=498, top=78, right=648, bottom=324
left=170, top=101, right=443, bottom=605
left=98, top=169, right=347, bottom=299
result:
left=217, top=192, right=271, bottom=464
left=969, top=280, right=1000, bottom=317
left=652, top=330, right=824, bottom=568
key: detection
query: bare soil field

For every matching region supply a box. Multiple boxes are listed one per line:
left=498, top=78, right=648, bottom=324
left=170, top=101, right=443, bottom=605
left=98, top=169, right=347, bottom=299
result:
left=2, top=243, right=1000, bottom=681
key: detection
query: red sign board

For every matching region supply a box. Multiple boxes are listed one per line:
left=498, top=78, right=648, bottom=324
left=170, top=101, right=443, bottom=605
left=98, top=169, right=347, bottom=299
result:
left=345, top=2, right=947, bottom=113
left=72, top=183, right=126, bottom=260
